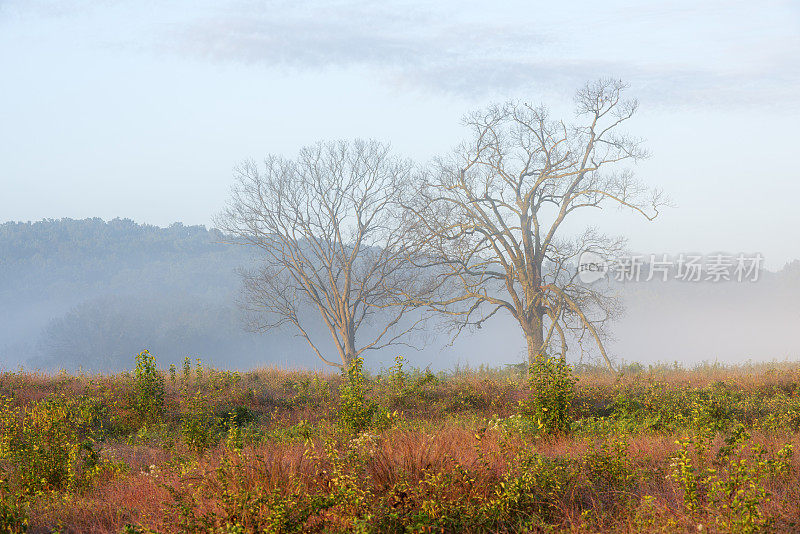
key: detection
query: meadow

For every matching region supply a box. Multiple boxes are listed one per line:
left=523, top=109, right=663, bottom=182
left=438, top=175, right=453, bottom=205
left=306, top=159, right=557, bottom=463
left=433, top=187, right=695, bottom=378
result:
left=1, top=353, right=800, bottom=533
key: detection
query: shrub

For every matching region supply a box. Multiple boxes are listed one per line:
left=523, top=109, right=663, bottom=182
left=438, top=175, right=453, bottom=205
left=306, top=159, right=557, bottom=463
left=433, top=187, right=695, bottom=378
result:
left=521, top=355, right=577, bottom=434
left=483, top=452, right=576, bottom=528
left=180, top=391, right=220, bottom=453
left=182, top=356, right=192, bottom=392
left=222, top=405, right=257, bottom=430
left=670, top=424, right=794, bottom=533
left=221, top=406, right=257, bottom=451
left=0, top=479, right=28, bottom=533
left=584, top=437, right=637, bottom=488
left=388, top=355, right=408, bottom=392
left=0, top=395, right=114, bottom=494
left=292, top=375, right=331, bottom=408
left=163, top=451, right=333, bottom=533
left=688, top=383, right=737, bottom=432
left=133, top=350, right=165, bottom=426
left=337, top=357, right=379, bottom=434
left=384, top=356, right=439, bottom=407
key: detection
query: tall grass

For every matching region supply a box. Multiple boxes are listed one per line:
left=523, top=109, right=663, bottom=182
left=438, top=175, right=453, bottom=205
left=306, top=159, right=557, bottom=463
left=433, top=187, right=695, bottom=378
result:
left=0, top=357, right=799, bottom=532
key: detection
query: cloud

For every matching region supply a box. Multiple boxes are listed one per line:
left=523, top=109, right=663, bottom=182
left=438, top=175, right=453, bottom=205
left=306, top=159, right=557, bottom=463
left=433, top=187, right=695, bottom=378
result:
left=164, top=1, right=556, bottom=95
left=20, top=0, right=797, bottom=108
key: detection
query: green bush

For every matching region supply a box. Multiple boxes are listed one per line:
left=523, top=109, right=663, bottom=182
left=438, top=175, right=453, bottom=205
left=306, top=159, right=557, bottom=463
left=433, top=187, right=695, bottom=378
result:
left=0, top=395, right=114, bottom=495
left=221, top=406, right=256, bottom=430
left=220, top=406, right=257, bottom=451
left=670, top=424, right=794, bottom=533
left=584, top=436, right=638, bottom=492
left=292, top=375, right=331, bottom=408
left=182, top=356, right=192, bottom=392
left=0, top=479, right=28, bottom=533
left=384, top=356, right=438, bottom=407
left=483, top=452, right=576, bottom=528
left=180, top=391, right=220, bottom=453
left=521, top=355, right=577, bottom=434
left=337, top=357, right=379, bottom=434
left=133, top=350, right=165, bottom=426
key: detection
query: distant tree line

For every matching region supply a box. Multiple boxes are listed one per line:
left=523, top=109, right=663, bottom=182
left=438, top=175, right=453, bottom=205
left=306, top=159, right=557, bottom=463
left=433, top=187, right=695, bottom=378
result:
left=0, top=218, right=322, bottom=371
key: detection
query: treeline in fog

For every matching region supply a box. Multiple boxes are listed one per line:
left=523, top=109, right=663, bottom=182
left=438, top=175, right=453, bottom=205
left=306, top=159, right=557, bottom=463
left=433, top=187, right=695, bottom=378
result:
left=0, top=218, right=284, bottom=370
left=1, top=218, right=799, bottom=372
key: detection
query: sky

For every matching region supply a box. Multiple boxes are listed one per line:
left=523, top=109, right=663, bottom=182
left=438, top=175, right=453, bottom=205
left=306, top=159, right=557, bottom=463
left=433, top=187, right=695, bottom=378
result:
left=1, top=0, right=799, bottom=269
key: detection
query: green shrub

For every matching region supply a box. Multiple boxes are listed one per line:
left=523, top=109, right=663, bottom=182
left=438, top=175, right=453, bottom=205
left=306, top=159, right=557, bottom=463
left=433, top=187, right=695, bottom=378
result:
left=266, top=419, right=316, bottom=445
left=384, top=356, right=439, bottom=407
left=182, top=356, right=192, bottom=392
left=0, top=395, right=114, bottom=494
left=521, top=355, right=577, bottom=434
left=163, top=452, right=333, bottom=533
left=486, top=413, right=539, bottom=436
left=180, top=391, right=220, bottom=453
left=688, top=383, right=737, bottom=432
left=759, top=393, right=800, bottom=432
left=0, top=479, right=28, bottom=533
left=337, top=357, right=379, bottom=434
left=222, top=406, right=257, bottom=429
left=584, top=436, right=638, bottom=492
left=670, top=424, right=793, bottom=533
left=133, top=350, right=165, bottom=426
left=292, top=375, right=331, bottom=408
left=483, top=452, right=576, bottom=528
left=388, top=355, right=408, bottom=392
left=195, top=358, right=204, bottom=387
left=220, top=406, right=257, bottom=451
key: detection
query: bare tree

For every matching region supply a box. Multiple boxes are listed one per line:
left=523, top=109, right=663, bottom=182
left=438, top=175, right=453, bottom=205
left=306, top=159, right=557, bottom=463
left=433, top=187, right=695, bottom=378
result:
left=408, top=79, right=666, bottom=369
left=216, top=140, right=430, bottom=370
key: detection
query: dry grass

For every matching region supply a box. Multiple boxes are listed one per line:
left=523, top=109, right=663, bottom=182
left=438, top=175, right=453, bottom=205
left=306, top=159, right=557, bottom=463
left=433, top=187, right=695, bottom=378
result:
left=1, top=360, right=799, bottom=532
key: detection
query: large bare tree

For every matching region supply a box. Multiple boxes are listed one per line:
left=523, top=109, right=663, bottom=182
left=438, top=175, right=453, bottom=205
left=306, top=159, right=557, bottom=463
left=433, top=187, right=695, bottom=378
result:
left=408, top=79, right=666, bottom=369
left=216, top=139, right=428, bottom=370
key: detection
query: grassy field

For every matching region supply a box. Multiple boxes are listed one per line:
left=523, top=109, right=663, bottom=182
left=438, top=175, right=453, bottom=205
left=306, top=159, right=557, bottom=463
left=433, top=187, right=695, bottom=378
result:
left=2, top=353, right=800, bottom=533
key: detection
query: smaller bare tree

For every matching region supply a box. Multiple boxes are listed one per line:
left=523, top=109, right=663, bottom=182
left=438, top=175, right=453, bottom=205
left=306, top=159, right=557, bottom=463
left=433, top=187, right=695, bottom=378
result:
left=216, top=139, right=428, bottom=370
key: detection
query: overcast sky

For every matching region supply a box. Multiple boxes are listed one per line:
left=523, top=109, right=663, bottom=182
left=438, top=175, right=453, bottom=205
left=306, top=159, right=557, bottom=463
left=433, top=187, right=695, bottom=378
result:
left=1, top=0, right=799, bottom=268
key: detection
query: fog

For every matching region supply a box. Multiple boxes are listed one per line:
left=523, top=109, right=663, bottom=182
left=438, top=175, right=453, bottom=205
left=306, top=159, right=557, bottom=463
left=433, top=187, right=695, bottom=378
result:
left=1, top=218, right=797, bottom=373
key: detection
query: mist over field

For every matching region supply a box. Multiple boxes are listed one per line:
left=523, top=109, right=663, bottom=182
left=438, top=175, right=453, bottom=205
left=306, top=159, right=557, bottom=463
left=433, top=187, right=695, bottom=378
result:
left=1, top=218, right=797, bottom=372
left=2, top=1, right=799, bottom=375
left=3, top=2, right=800, bottom=532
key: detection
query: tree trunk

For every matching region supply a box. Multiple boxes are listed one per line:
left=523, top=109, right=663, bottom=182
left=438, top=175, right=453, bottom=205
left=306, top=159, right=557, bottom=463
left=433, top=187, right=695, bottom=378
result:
left=525, top=313, right=545, bottom=369
left=342, top=325, right=357, bottom=370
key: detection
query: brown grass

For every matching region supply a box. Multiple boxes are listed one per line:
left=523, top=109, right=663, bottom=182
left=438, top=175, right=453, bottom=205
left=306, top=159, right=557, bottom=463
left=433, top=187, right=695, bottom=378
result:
left=2, top=361, right=800, bottom=532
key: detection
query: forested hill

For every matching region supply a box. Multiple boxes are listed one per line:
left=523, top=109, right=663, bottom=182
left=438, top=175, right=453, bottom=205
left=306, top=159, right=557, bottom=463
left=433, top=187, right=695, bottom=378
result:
left=0, top=218, right=523, bottom=372
left=2, top=218, right=799, bottom=372
left=1, top=218, right=237, bottom=298
left=0, top=218, right=302, bottom=371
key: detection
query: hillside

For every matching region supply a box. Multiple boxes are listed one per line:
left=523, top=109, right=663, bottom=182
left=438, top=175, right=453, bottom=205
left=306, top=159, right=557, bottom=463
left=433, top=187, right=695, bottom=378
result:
left=1, top=218, right=799, bottom=372
left=0, top=218, right=283, bottom=370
